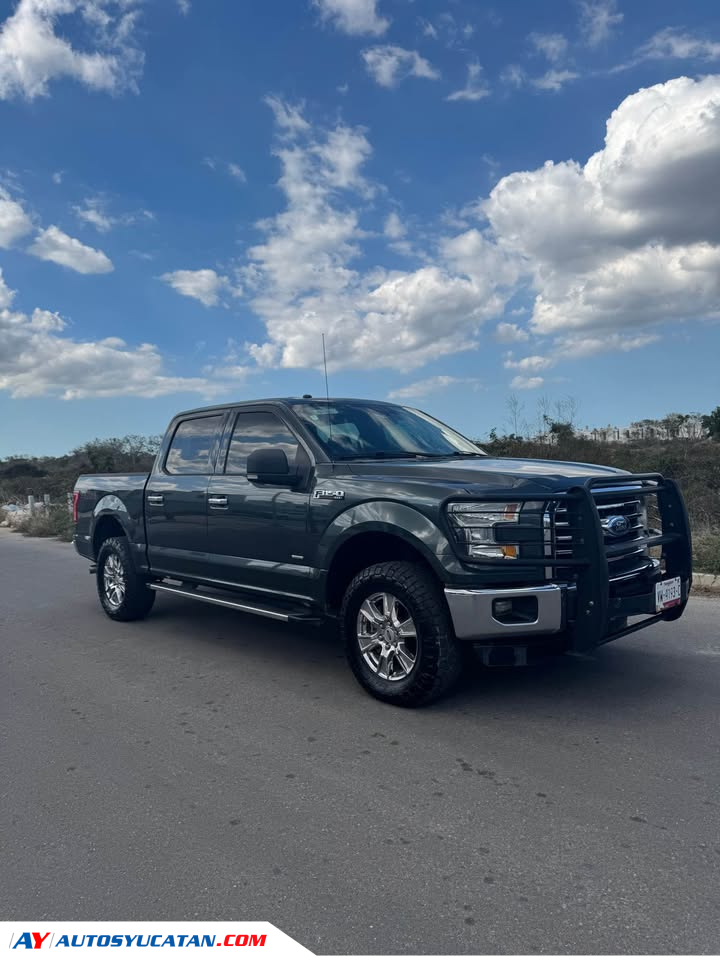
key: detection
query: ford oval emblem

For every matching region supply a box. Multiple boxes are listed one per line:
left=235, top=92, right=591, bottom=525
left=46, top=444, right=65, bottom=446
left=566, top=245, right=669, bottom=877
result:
left=605, top=515, right=630, bottom=537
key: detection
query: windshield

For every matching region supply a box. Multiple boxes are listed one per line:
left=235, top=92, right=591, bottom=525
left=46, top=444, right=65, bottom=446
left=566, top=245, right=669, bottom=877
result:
left=288, top=400, right=486, bottom=461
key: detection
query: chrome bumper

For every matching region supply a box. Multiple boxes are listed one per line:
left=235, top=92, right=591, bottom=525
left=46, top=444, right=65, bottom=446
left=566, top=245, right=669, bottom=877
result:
left=444, top=584, right=563, bottom=640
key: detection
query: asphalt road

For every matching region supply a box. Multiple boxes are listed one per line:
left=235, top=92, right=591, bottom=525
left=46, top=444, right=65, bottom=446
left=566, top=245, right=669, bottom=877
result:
left=2, top=530, right=719, bottom=955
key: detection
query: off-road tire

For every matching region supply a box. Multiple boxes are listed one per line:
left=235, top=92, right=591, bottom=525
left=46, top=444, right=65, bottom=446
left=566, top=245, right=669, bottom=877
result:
left=96, top=536, right=155, bottom=622
left=341, top=561, right=464, bottom=707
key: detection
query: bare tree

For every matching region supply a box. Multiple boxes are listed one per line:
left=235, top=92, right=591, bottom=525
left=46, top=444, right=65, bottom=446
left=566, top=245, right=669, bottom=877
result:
left=505, top=394, right=524, bottom=437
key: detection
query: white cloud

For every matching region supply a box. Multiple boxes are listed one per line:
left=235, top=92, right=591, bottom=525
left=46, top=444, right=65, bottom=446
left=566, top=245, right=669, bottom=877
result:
left=495, top=321, right=530, bottom=342
left=0, top=0, right=143, bottom=101
left=28, top=225, right=113, bottom=273
left=362, top=45, right=440, bottom=88
left=529, top=32, right=568, bottom=62
left=384, top=211, right=406, bottom=239
left=227, top=163, right=247, bottom=183
left=511, top=376, right=544, bottom=390
left=636, top=28, right=720, bottom=63
left=313, top=0, right=389, bottom=36
left=0, top=188, right=33, bottom=247
left=446, top=62, right=489, bottom=102
left=242, top=100, right=517, bottom=373
left=73, top=198, right=113, bottom=232
left=177, top=0, right=190, bottom=14
left=52, top=170, right=63, bottom=185
left=484, top=76, right=720, bottom=339
left=388, top=375, right=481, bottom=400
left=0, top=272, right=222, bottom=400
left=263, top=95, right=310, bottom=135
left=578, top=0, right=623, bottom=48
left=504, top=354, right=553, bottom=371
left=161, top=269, right=231, bottom=308
left=531, top=69, right=579, bottom=91
left=0, top=268, right=15, bottom=308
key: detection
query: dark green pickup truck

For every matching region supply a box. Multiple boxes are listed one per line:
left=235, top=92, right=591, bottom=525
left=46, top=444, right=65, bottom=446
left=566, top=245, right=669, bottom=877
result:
left=73, top=397, right=692, bottom=706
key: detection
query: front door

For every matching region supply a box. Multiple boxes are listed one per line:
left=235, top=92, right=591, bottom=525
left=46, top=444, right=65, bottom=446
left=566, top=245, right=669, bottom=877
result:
left=206, top=408, right=313, bottom=600
left=145, top=412, right=226, bottom=579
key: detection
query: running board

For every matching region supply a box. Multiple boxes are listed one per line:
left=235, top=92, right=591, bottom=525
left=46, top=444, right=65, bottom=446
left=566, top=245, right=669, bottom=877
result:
left=149, top=582, right=298, bottom=622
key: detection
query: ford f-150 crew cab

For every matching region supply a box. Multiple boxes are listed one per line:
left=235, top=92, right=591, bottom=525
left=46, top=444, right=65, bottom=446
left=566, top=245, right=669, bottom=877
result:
left=73, top=397, right=692, bottom=706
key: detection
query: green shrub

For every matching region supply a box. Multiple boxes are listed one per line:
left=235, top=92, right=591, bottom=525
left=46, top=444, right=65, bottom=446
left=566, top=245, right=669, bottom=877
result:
left=693, top=530, right=720, bottom=576
left=13, top=504, right=74, bottom=542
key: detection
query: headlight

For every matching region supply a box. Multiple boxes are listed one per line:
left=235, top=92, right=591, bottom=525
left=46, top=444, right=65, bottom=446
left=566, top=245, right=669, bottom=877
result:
left=447, top=500, right=545, bottom=561
left=447, top=501, right=522, bottom=560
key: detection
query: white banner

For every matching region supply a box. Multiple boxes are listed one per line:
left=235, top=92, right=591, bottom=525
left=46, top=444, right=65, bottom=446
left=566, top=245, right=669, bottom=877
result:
left=0, top=925, right=312, bottom=959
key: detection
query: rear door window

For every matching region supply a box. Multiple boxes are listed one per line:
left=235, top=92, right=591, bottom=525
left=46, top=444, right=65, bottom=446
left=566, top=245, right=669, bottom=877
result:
left=165, top=415, right=224, bottom=474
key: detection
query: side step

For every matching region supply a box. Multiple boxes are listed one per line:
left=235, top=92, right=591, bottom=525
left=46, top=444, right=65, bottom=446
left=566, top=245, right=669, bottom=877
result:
left=149, top=582, right=320, bottom=624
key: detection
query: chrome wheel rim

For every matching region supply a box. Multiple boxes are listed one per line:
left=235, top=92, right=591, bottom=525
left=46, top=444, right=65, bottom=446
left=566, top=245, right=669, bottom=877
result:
left=356, top=591, right=418, bottom=681
left=103, top=554, right=126, bottom=609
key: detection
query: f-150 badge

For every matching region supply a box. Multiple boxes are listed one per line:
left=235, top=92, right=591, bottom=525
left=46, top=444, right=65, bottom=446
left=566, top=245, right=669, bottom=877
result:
left=313, top=489, right=345, bottom=500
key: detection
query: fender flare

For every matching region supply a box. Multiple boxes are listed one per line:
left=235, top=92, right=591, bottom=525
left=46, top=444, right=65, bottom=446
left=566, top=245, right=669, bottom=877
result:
left=91, top=497, right=132, bottom=549
left=318, top=500, right=453, bottom=579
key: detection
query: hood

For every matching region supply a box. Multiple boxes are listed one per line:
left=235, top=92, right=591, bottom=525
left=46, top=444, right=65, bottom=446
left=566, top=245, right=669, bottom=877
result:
left=343, top=456, right=627, bottom=493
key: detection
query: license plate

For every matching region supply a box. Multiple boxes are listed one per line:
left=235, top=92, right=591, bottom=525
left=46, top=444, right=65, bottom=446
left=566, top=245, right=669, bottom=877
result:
left=655, top=576, right=682, bottom=612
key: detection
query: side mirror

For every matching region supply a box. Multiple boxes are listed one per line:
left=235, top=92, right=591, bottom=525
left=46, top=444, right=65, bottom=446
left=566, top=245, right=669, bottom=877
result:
left=246, top=448, right=298, bottom=486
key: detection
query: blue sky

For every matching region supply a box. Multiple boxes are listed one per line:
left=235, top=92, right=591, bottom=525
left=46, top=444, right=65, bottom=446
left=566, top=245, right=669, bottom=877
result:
left=1, top=0, right=720, bottom=456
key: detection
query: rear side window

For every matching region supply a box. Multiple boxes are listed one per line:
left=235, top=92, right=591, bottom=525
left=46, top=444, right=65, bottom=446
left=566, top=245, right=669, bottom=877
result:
left=225, top=411, right=300, bottom=475
left=165, top=415, right=224, bottom=474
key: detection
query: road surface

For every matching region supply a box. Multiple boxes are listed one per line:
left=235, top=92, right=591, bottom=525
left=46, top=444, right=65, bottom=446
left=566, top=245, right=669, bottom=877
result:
left=2, top=530, right=719, bottom=954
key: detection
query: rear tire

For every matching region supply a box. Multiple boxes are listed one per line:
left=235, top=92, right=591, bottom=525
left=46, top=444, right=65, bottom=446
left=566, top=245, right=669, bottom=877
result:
left=341, top=561, right=464, bottom=707
left=96, top=536, right=155, bottom=622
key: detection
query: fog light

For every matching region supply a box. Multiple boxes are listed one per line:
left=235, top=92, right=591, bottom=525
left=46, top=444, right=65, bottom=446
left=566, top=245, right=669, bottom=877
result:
left=492, top=596, right=539, bottom=625
left=494, top=600, right=514, bottom=616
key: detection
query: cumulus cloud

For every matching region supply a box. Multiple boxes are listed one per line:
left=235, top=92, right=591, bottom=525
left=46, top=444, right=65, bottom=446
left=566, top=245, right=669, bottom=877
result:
left=484, top=76, right=720, bottom=339
left=495, top=321, right=530, bottom=343
left=160, top=269, right=231, bottom=307
left=446, top=62, right=489, bottom=102
left=313, top=0, right=389, bottom=36
left=239, top=100, right=517, bottom=373
left=0, top=188, right=33, bottom=247
left=163, top=77, right=720, bottom=381
left=0, top=271, right=220, bottom=399
left=504, top=354, right=553, bottom=371
left=388, top=375, right=481, bottom=400
left=362, top=45, right=440, bottom=88
left=28, top=225, right=113, bottom=273
left=0, top=0, right=144, bottom=101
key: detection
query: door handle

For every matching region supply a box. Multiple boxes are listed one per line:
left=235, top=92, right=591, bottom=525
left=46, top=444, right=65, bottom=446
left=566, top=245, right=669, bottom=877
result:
left=147, top=494, right=164, bottom=506
left=208, top=496, right=228, bottom=509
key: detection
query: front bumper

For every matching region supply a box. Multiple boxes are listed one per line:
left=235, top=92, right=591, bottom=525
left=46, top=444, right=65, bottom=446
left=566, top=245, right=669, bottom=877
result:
left=445, top=574, right=691, bottom=647
left=445, top=584, right=564, bottom=640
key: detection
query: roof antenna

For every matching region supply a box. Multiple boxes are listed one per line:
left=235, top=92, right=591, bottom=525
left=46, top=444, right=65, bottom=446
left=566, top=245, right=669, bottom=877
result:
left=322, top=333, right=334, bottom=453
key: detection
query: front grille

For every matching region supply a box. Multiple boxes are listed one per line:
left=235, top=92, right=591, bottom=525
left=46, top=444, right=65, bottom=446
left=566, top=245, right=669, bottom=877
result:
left=550, top=483, right=658, bottom=583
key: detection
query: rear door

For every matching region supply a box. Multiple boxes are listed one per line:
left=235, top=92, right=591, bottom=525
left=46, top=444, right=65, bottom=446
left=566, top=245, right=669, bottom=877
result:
left=205, top=407, right=314, bottom=599
left=145, top=411, right=227, bottom=579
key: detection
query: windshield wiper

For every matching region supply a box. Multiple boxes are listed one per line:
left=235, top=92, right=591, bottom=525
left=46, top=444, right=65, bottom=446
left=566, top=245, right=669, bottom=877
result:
left=333, top=450, right=485, bottom=461
left=332, top=451, right=434, bottom=461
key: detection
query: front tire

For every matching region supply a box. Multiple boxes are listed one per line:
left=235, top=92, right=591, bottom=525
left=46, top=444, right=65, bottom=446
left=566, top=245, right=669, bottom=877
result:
left=96, top=536, right=155, bottom=622
left=340, top=561, right=464, bottom=707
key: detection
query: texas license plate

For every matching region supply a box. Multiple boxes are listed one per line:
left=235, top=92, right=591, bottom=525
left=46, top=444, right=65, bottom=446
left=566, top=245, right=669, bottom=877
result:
left=655, top=576, right=682, bottom=611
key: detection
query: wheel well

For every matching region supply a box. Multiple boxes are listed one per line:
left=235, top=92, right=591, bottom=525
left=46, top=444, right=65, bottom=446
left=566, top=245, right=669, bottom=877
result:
left=326, top=532, right=436, bottom=612
left=92, top=515, right=126, bottom=558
